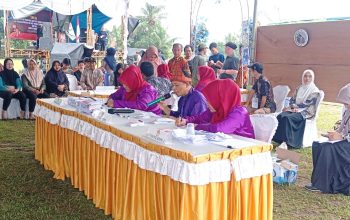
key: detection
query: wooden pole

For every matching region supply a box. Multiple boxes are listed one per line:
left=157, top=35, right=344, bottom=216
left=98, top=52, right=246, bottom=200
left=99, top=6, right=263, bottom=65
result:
left=4, top=10, right=11, bottom=58
left=86, top=6, right=93, bottom=46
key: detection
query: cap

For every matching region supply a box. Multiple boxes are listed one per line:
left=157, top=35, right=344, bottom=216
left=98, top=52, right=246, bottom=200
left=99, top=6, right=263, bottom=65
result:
left=225, top=42, right=237, bottom=50
left=248, top=62, right=264, bottom=74
left=198, top=43, right=208, bottom=51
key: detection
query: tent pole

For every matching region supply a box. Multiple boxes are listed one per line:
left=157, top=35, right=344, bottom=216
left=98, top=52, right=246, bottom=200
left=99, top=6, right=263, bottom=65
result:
left=4, top=10, right=11, bottom=58
left=86, top=6, right=93, bottom=47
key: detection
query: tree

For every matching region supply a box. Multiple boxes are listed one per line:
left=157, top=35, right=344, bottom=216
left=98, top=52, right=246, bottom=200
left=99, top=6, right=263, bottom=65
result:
left=194, top=21, right=209, bottom=50
left=0, top=11, right=4, bottom=52
left=217, top=33, right=241, bottom=54
left=108, top=25, right=123, bottom=49
left=127, top=3, right=174, bottom=59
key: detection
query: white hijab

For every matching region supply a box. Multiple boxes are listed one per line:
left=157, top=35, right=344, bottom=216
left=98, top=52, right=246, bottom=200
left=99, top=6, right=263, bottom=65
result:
left=295, top=69, right=319, bottom=104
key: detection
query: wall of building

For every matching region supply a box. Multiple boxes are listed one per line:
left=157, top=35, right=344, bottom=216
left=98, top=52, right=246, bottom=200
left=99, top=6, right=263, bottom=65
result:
left=255, top=20, right=350, bottom=102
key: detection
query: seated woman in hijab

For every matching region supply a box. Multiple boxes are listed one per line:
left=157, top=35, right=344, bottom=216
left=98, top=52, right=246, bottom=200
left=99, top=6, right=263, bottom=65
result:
left=44, top=60, right=69, bottom=97
left=195, top=66, right=216, bottom=92
left=138, top=46, right=164, bottom=75
left=114, top=63, right=124, bottom=87
left=107, top=65, right=161, bottom=115
left=157, top=64, right=172, bottom=80
left=159, top=72, right=207, bottom=118
left=273, top=69, right=320, bottom=148
left=21, top=59, right=49, bottom=119
left=0, top=58, right=27, bottom=119
left=305, top=84, right=350, bottom=195
left=176, top=79, right=254, bottom=138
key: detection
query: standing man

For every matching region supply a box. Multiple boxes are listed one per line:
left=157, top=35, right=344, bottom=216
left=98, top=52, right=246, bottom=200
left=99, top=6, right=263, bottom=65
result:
left=217, top=42, right=239, bottom=80
left=190, top=43, right=207, bottom=86
left=168, top=43, right=191, bottom=78
left=208, top=42, right=225, bottom=74
left=98, top=27, right=108, bottom=51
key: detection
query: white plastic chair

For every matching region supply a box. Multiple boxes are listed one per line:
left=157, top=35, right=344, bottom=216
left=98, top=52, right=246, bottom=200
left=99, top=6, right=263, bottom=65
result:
left=273, top=85, right=290, bottom=113
left=250, top=114, right=279, bottom=143
left=0, top=98, right=30, bottom=119
left=67, top=74, right=78, bottom=91
left=302, top=90, right=325, bottom=147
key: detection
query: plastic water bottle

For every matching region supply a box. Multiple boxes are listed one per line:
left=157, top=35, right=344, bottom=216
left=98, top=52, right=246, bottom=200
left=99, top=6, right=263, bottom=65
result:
left=186, top=123, right=195, bottom=136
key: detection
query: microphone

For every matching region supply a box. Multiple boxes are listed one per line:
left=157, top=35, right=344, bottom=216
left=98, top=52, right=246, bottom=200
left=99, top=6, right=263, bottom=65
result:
left=147, top=93, right=172, bottom=107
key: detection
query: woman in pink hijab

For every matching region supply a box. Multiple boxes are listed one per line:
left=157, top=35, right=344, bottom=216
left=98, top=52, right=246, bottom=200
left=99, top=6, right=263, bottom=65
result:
left=195, top=66, right=216, bottom=92
left=139, top=46, right=164, bottom=75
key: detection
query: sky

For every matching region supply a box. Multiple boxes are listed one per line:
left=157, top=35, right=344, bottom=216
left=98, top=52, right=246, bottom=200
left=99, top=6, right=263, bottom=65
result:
left=105, top=0, right=350, bottom=45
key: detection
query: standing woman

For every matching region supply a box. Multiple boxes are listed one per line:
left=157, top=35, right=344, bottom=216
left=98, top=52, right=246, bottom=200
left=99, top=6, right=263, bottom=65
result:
left=273, top=69, right=320, bottom=148
left=21, top=59, right=49, bottom=119
left=44, top=60, right=69, bottom=97
left=139, top=46, right=164, bottom=75
left=0, top=58, right=27, bottom=119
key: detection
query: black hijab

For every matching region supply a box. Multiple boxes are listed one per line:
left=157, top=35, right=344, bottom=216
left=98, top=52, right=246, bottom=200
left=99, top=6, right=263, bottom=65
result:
left=0, top=58, right=20, bottom=87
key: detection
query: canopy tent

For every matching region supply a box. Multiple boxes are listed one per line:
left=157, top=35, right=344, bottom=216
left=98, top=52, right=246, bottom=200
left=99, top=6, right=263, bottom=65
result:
left=50, top=43, right=85, bottom=67
left=1, top=0, right=127, bottom=18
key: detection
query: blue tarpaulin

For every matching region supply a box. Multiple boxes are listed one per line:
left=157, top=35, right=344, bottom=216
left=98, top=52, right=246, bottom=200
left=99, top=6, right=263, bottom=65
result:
left=70, top=6, right=111, bottom=41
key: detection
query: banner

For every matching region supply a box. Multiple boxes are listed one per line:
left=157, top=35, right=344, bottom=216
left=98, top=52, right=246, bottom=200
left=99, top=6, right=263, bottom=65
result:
left=8, top=10, right=52, bottom=41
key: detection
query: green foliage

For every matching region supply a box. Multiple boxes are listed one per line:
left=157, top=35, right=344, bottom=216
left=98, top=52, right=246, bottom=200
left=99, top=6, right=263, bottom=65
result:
left=10, top=39, right=31, bottom=50
left=216, top=33, right=241, bottom=54
left=0, top=11, right=4, bottom=51
left=128, top=3, right=174, bottom=59
left=194, top=21, right=209, bottom=47
left=108, top=25, right=123, bottom=49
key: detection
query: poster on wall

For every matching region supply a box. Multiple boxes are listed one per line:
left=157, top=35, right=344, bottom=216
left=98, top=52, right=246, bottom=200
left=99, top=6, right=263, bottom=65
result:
left=8, top=10, right=52, bottom=41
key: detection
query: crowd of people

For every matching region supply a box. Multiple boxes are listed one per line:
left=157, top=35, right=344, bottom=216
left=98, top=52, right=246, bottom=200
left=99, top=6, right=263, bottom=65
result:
left=0, top=41, right=349, bottom=195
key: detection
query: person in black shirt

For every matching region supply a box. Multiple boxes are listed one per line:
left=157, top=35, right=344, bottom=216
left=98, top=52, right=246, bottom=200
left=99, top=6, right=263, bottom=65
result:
left=245, top=62, right=276, bottom=114
left=73, top=60, right=84, bottom=82
left=217, top=42, right=239, bottom=80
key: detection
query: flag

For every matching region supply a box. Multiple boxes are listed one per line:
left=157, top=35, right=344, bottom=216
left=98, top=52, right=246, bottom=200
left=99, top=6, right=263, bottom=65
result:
left=76, top=17, right=80, bottom=43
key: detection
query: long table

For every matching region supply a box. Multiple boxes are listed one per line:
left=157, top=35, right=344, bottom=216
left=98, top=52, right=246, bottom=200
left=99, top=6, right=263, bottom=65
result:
left=68, top=89, right=249, bottom=103
left=34, top=98, right=273, bottom=220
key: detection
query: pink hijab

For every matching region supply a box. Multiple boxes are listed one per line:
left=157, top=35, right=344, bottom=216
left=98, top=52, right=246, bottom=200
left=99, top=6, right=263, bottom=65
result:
left=195, top=66, right=216, bottom=92
left=139, top=46, right=164, bottom=75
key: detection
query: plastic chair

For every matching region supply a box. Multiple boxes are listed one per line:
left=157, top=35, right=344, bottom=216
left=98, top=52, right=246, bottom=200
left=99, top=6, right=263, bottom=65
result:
left=0, top=98, right=30, bottom=119
left=67, top=74, right=78, bottom=91
left=273, top=85, right=290, bottom=113
left=302, top=90, right=325, bottom=147
left=250, top=114, right=279, bottom=143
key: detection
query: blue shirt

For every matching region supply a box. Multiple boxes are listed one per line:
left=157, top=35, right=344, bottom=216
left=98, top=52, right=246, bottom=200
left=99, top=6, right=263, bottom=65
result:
left=209, top=53, right=225, bottom=64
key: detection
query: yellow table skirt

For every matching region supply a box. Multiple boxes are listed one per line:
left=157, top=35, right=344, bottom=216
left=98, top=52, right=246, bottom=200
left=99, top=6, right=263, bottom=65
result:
left=35, top=116, right=273, bottom=220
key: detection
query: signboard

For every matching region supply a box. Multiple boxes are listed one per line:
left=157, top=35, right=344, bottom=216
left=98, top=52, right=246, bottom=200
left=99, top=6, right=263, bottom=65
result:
left=8, top=10, right=51, bottom=41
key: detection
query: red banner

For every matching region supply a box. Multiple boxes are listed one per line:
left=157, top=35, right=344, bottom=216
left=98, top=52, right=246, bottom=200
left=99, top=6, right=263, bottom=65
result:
left=8, top=10, right=51, bottom=41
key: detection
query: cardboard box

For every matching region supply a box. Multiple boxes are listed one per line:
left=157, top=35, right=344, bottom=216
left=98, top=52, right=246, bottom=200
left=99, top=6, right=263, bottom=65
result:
left=273, top=148, right=300, bottom=184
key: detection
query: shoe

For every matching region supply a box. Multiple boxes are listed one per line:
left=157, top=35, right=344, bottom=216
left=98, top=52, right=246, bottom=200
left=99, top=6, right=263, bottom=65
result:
left=305, top=184, right=321, bottom=192
left=2, top=111, right=8, bottom=120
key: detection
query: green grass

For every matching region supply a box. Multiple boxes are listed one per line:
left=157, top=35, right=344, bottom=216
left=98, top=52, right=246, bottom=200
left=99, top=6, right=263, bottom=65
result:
left=0, top=103, right=348, bottom=219
left=0, top=121, right=112, bottom=220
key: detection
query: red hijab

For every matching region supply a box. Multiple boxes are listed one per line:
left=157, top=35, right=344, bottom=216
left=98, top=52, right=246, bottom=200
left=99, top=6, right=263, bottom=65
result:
left=202, top=79, right=241, bottom=123
left=119, top=65, right=148, bottom=101
left=195, top=66, right=216, bottom=92
left=157, top=64, right=172, bottom=79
